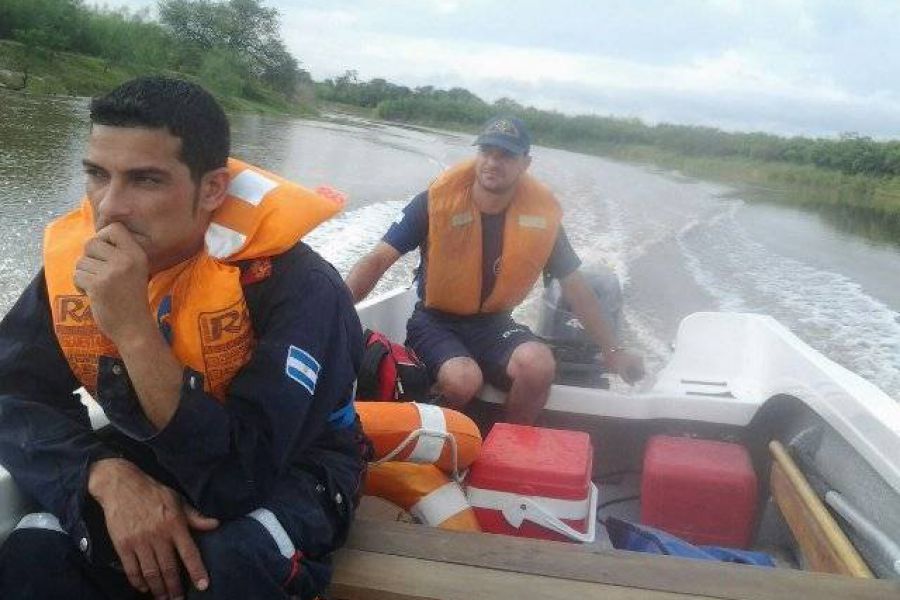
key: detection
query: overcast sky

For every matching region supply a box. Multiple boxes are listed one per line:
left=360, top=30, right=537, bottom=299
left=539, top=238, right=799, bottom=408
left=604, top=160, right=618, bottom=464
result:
left=113, top=0, right=900, bottom=139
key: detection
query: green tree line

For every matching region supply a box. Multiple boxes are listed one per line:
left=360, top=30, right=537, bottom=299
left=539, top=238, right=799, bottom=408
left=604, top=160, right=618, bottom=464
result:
left=0, top=0, right=310, bottom=104
left=319, top=71, right=900, bottom=180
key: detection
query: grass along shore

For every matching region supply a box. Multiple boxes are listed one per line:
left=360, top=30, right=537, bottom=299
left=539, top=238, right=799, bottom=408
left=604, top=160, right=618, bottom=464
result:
left=0, top=40, right=314, bottom=116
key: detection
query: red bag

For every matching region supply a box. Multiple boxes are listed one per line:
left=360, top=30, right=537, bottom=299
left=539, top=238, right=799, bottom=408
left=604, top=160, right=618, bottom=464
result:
left=357, top=329, right=429, bottom=401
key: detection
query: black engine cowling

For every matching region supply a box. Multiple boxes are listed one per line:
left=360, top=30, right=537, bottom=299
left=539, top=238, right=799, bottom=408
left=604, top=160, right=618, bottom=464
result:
left=536, top=263, right=623, bottom=388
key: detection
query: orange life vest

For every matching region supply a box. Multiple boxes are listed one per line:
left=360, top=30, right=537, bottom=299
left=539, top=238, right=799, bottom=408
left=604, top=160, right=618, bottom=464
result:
left=424, top=159, right=562, bottom=315
left=43, top=158, right=344, bottom=400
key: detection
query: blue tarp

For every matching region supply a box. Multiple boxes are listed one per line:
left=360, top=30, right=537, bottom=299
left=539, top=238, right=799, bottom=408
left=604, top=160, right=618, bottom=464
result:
left=605, top=517, right=776, bottom=567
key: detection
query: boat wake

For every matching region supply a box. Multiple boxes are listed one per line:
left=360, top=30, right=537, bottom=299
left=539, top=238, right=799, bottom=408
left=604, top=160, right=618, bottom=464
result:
left=678, top=202, right=900, bottom=399
left=305, top=199, right=419, bottom=295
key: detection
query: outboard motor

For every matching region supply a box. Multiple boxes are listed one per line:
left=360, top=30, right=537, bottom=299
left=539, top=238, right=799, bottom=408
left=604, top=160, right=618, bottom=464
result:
left=536, top=263, right=623, bottom=388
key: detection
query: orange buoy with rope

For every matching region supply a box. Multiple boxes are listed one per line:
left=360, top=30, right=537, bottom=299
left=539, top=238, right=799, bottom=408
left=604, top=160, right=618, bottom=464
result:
left=356, top=401, right=481, bottom=476
left=365, top=462, right=481, bottom=532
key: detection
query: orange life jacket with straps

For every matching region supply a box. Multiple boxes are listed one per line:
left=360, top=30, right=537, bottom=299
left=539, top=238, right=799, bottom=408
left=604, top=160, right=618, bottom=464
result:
left=424, top=159, right=562, bottom=315
left=43, top=158, right=343, bottom=401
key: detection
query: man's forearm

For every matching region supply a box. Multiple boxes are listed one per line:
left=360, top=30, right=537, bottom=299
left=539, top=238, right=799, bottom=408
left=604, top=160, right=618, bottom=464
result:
left=346, top=253, right=389, bottom=302
left=561, top=273, right=619, bottom=352
left=115, top=325, right=184, bottom=431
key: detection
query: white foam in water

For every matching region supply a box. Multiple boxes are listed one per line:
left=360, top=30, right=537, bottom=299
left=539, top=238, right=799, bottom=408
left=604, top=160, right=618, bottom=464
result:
left=304, top=199, right=408, bottom=270
left=622, top=305, right=674, bottom=369
left=677, top=202, right=748, bottom=312
left=304, top=199, right=419, bottom=294
left=587, top=193, right=630, bottom=286
left=583, top=195, right=674, bottom=368
left=532, top=154, right=690, bottom=367
left=678, top=202, right=900, bottom=399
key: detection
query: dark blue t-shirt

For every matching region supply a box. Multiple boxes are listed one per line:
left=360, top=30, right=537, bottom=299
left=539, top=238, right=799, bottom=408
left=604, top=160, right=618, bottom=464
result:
left=383, top=191, right=581, bottom=302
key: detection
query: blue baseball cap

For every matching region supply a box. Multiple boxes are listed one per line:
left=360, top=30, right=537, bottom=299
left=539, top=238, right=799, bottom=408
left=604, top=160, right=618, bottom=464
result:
left=473, top=116, right=531, bottom=155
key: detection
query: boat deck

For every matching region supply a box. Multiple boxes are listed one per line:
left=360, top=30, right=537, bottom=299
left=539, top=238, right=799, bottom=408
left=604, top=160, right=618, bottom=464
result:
left=328, top=519, right=900, bottom=600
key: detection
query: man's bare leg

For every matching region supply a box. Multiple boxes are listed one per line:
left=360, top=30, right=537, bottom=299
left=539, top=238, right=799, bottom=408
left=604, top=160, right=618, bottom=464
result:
left=436, top=356, right=483, bottom=410
left=505, top=341, right=556, bottom=425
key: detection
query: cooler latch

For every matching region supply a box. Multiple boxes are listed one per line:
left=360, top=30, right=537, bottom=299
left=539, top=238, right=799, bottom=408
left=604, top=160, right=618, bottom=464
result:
left=468, top=482, right=599, bottom=543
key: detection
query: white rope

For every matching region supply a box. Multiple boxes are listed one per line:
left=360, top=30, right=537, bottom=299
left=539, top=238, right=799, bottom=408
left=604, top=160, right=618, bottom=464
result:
left=373, top=426, right=462, bottom=482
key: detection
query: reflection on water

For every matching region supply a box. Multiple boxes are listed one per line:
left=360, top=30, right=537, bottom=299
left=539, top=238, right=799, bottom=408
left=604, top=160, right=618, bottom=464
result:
left=814, top=204, right=900, bottom=249
left=737, top=184, right=900, bottom=251
left=228, top=111, right=462, bottom=211
left=0, top=92, right=89, bottom=309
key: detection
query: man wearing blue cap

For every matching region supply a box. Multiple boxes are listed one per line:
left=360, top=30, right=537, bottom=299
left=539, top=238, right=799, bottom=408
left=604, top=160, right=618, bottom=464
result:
left=347, top=116, right=643, bottom=424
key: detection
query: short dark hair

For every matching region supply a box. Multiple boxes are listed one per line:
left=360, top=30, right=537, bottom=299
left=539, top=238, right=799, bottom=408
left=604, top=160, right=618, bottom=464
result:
left=89, top=77, right=230, bottom=181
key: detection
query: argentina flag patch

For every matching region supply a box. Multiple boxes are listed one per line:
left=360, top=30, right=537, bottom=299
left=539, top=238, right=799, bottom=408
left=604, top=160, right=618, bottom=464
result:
left=285, top=345, right=320, bottom=394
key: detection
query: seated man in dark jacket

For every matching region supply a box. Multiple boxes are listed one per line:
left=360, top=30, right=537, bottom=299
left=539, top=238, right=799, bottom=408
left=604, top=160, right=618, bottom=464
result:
left=0, top=77, right=366, bottom=600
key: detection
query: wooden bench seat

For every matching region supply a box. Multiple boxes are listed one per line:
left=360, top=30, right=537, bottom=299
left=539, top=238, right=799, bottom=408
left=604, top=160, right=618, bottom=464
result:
left=328, top=519, right=899, bottom=600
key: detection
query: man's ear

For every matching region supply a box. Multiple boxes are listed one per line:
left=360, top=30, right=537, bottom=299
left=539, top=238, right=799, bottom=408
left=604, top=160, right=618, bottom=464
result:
left=198, top=167, right=230, bottom=213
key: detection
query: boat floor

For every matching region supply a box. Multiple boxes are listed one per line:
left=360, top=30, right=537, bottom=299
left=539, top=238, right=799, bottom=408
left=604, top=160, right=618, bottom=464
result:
left=329, top=518, right=899, bottom=600
left=357, top=472, right=798, bottom=568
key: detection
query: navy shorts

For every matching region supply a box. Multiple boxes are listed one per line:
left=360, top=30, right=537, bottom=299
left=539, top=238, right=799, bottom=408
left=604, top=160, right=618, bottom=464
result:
left=406, top=305, right=540, bottom=390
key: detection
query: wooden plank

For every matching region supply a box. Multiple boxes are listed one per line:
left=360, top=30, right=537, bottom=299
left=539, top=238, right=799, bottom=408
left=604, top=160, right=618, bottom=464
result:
left=355, top=495, right=413, bottom=523
left=337, top=519, right=899, bottom=600
left=329, top=549, right=704, bottom=600
left=771, top=463, right=847, bottom=574
left=769, top=441, right=873, bottom=577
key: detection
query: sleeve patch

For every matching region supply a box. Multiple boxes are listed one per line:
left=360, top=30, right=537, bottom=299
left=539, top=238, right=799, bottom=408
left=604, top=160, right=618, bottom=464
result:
left=286, top=345, right=321, bottom=394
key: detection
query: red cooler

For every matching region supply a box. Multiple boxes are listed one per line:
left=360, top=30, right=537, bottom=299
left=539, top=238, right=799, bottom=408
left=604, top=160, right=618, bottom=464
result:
left=641, top=435, right=758, bottom=548
left=466, top=423, right=597, bottom=543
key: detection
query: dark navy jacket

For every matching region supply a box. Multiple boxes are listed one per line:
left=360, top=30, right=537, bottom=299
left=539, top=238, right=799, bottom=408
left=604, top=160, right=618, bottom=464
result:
left=0, top=242, right=366, bottom=564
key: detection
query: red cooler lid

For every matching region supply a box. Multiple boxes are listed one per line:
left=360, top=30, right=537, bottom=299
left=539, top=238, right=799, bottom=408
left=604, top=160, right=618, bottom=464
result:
left=468, top=423, right=592, bottom=500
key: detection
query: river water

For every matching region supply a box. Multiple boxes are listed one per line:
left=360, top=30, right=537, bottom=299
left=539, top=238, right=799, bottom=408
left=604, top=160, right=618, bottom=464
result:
left=2, top=91, right=899, bottom=399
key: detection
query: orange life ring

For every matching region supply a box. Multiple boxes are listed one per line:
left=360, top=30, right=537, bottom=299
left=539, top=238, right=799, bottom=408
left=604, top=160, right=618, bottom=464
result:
left=365, top=462, right=480, bottom=532
left=356, top=402, right=482, bottom=474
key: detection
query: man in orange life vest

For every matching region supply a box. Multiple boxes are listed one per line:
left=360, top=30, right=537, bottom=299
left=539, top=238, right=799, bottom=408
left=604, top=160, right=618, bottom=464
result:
left=346, top=116, right=644, bottom=425
left=0, top=78, right=366, bottom=599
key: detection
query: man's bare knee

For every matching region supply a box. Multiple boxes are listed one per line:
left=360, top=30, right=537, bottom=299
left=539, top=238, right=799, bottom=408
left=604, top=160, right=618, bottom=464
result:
left=508, top=342, right=556, bottom=387
left=436, top=357, right=483, bottom=408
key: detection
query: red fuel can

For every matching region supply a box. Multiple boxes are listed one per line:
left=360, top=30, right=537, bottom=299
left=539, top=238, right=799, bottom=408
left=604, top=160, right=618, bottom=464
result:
left=641, top=435, right=758, bottom=548
left=466, top=423, right=596, bottom=543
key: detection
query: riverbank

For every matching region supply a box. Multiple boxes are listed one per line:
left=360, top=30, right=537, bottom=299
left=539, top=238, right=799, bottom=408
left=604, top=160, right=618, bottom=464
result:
left=0, top=40, right=314, bottom=116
